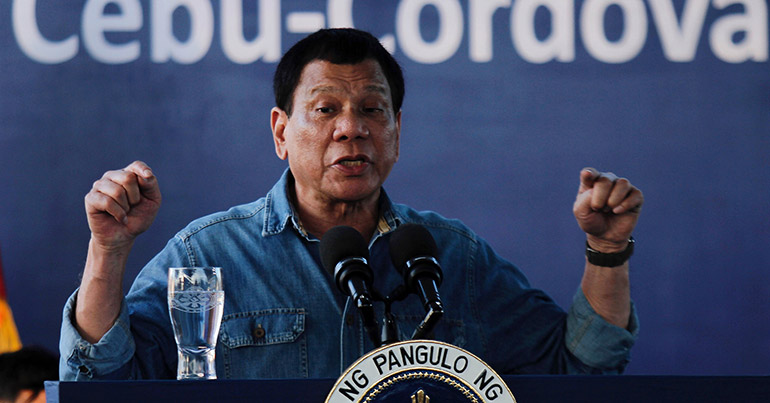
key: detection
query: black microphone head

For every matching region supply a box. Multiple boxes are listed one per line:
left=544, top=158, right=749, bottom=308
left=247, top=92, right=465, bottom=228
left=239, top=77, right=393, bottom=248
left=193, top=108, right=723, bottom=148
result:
left=389, top=223, right=438, bottom=274
left=320, top=225, right=370, bottom=277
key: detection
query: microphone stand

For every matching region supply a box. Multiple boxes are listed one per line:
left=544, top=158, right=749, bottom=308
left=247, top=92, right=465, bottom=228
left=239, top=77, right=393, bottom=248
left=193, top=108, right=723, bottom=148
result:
left=355, top=293, right=381, bottom=347
left=379, top=285, right=407, bottom=346
left=380, top=306, right=400, bottom=346
left=377, top=282, right=445, bottom=343
left=412, top=299, right=443, bottom=340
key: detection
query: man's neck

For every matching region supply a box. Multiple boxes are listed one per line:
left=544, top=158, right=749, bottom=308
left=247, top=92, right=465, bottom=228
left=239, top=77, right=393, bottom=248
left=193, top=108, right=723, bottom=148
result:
left=291, top=186, right=381, bottom=241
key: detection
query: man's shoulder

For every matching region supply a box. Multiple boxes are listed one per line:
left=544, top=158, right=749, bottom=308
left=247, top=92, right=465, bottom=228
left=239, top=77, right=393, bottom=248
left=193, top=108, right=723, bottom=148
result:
left=389, top=202, right=478, bottom=242
left=175, top=198, right=268, bottom=241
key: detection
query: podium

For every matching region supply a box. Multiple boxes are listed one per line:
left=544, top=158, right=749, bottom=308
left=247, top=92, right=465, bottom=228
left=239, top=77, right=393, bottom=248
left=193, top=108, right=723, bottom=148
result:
left=46, top=376, right=770, bottom=402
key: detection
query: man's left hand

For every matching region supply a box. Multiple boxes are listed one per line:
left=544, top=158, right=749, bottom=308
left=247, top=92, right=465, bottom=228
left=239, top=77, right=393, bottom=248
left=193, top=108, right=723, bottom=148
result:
left=573, top=167, right=644, bottom=252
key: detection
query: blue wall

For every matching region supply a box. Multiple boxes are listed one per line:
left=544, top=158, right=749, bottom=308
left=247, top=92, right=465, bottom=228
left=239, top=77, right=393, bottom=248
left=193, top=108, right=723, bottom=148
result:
left=1, top=1, right=768, bottom=375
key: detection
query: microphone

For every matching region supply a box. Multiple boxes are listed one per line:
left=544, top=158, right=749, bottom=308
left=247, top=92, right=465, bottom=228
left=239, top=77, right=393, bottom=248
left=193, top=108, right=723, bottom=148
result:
left=389, top=223, right=444, bottom=339
left=320, top=225, right=381, bottom=346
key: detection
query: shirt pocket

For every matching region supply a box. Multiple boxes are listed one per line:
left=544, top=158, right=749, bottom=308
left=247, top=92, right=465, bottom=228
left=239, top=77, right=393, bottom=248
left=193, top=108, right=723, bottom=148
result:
left=218, top=308, right=307, bottom=378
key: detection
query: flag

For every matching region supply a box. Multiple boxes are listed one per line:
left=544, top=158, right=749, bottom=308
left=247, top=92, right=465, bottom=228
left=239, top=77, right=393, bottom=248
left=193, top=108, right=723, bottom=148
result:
left=0, top=245, right=22, bottom=353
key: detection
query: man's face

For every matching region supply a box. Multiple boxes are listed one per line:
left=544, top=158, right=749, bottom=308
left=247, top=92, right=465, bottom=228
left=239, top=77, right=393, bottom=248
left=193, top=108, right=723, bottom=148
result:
left=271, top=59, right=401, bottom=207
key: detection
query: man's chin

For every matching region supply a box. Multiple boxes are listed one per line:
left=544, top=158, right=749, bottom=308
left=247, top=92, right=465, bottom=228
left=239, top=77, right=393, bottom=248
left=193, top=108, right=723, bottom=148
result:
left=330, top=184, right=381, bottom=204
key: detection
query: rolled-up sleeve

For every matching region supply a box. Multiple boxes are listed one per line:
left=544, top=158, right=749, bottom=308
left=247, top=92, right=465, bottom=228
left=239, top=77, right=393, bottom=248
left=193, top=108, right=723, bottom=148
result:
left=59, top=289, right=135, bottom=380
left=565, top=288, right=639, bottom=372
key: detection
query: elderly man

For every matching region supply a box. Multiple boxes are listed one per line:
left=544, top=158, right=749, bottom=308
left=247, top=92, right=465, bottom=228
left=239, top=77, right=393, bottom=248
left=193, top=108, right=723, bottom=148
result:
left=60, top=28, right=642, bottom=380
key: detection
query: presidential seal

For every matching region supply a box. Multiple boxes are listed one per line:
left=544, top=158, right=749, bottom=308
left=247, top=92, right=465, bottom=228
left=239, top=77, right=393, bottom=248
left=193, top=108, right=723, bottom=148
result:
left=326, top=340, right=516, bottom=403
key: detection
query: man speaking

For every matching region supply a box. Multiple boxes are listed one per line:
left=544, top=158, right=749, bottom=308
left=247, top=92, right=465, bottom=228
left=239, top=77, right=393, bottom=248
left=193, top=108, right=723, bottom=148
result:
left=60, top=28, right=643, bottom=380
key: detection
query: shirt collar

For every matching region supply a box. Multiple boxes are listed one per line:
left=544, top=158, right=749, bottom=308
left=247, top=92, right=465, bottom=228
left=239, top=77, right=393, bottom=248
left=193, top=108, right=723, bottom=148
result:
left=262, top=168, right=402, bottom=239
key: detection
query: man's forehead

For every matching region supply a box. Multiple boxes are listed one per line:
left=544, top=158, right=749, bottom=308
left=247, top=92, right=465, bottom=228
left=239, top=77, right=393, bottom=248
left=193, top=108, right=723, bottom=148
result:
left=298, top=59, right=390, bottom=93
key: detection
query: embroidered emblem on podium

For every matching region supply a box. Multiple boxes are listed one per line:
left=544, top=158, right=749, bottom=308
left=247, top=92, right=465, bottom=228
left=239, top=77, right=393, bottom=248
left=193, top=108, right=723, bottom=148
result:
left=326, top=340, right=516, bottom=403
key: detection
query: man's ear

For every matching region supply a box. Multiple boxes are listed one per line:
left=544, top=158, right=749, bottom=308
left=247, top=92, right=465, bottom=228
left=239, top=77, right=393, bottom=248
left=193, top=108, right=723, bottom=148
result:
left=271, top=107, right=289, bottom=160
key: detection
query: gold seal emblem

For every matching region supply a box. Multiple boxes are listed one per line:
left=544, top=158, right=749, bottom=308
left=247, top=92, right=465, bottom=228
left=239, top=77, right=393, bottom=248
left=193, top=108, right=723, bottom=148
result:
left=326, top=340, right=516, bottom=403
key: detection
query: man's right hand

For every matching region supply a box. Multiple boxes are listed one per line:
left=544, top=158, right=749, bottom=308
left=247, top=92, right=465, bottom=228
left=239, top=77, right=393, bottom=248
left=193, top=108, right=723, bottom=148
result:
left=76, top=161, right=161, bottom=344
left=84, top=160, right=161, bottom=252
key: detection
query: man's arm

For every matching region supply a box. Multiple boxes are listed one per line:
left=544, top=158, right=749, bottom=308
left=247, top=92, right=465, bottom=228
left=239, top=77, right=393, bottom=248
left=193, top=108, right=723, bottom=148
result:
left=76, top=161, right=161, bottom=343
left=573, top=168, right=643, bottom=329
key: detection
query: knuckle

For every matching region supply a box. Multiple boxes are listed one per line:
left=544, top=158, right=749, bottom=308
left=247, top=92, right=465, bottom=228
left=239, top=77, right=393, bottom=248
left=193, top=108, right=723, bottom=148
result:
left=116, top=171, right=133, bottom=184
left=107, top=169, right=133, bottom=184
left=102, top=169, right=122, bottom=179
left=597, top=174, right=613, bottom=183
left=85, top=192, right=105, bottom=210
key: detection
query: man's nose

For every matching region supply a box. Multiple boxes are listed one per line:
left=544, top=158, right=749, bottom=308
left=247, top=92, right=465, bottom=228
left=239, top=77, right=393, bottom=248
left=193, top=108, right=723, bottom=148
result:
left=333, top=109, right=369, bottom=141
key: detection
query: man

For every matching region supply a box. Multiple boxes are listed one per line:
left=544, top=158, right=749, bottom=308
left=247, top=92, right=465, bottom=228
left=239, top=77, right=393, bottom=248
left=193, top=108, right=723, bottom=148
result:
left=60, top=29, right=642, bottom=380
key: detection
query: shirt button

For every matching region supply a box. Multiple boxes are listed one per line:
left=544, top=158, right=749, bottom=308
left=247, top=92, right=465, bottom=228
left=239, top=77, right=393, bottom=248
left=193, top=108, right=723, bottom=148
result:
left=253, top=324, right=265, bottom=339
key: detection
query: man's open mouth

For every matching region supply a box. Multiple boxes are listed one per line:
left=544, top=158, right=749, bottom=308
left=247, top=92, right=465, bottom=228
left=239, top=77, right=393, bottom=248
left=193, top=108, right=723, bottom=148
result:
left=339, top=159, right=366, bottom=167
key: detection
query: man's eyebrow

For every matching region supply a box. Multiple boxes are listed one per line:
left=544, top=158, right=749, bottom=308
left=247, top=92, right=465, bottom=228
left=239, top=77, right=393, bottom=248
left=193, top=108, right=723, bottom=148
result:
left=309, top=85, right=339, bottom=95
left=308, top=84, right=388, bottom=95
left=363, top=85, right=387, bottom=95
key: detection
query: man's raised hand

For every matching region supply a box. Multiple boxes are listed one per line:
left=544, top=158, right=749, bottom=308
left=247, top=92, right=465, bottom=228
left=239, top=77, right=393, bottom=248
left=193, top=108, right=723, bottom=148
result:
left=84, top=160, right=161, bottom=252
left=573, top=167, right=643, bottom=252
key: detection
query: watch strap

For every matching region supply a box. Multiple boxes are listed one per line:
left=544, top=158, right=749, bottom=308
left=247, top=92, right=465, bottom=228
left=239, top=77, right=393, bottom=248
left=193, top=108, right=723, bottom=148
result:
left=586, top=237, right=634, bottom=267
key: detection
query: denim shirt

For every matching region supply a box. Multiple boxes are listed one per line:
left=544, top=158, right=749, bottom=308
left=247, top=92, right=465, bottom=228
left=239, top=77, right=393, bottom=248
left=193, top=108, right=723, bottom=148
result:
left=60, top=170, right=638, bottom=380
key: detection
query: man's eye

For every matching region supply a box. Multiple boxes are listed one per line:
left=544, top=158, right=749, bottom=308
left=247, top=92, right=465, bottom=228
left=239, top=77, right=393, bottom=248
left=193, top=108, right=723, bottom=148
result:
left=364, top=107, right=383, bottom=113
left=317, top=107, right=333, bottom=113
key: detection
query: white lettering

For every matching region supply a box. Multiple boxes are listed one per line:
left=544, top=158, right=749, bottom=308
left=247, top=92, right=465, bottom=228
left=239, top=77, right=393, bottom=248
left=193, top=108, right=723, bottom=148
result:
left=581, top=0, right=648, bottom=63
left=328, top=0, right=354, bottom=28
left=82, top=0, right=142, bottom=64
left=11, top=0, right=770, bottom=65
left=709, top=0, right=768, bottom=62
left=221, top=0, right=281, bottom=64
left=396, top=0, right=464, bottom=64
left=649, top=0, right=709, bottom=62
left=151, top=0, right=214, bottom=64
left=12, top=0, right=79, bottom=64
left=379, top=34, right=397, bottom=54
left=286, top=12, right=325, bottom=33
left=512, top=0, right=575, bottom=63
left=469, top=0, right=511, bottom=62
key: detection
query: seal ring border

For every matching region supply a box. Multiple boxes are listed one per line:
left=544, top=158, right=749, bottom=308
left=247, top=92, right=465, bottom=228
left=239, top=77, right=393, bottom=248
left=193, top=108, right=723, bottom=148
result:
left=325, top=339, right=516, bottom=403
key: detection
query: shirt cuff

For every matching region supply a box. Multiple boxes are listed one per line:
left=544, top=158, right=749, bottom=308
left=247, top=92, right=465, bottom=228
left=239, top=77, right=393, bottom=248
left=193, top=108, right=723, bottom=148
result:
left=59, top=289, right=135, bottom=380
left=565, top=287, right=639, bottom=372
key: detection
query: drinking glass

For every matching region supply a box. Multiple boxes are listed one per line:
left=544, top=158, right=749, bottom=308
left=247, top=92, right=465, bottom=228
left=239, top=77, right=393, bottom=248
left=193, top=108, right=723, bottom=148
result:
left=168, top=267, right=224, bottom=380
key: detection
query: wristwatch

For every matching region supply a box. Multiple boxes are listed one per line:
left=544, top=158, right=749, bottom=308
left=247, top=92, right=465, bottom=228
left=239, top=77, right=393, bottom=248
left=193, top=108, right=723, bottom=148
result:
left=585, top=237, right=634, bottom=267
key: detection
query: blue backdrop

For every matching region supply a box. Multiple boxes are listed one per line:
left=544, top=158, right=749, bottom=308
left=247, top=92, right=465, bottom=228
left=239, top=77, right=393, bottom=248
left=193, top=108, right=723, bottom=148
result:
left=1, top=0, right=768, bottom=375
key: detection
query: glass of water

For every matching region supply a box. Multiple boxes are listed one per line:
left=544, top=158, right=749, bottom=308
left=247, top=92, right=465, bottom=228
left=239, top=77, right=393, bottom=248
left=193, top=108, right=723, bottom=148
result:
left=168, top=267, right=224, bottom=380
